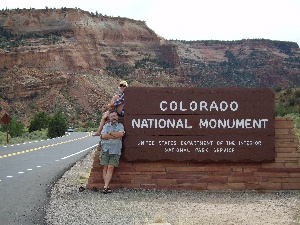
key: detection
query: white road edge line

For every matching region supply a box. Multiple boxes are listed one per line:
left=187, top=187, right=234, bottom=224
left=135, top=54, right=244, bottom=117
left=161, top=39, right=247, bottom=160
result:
left=61, top=144, right=98, bottom=160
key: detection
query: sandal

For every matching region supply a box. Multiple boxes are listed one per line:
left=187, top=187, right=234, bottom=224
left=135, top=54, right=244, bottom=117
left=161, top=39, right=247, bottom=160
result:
left=102, top=188, right=112, bottom=194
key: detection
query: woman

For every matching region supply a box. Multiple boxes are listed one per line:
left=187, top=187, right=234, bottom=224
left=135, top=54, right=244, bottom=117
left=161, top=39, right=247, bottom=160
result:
left=93, top=80, right=128, bottom=136
left=111, top=80, right=127, bottom=117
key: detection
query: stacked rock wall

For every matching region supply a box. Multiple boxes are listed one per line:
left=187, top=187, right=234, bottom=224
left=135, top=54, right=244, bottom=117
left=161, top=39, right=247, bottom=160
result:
left=87, top=117, right=300, bottom=190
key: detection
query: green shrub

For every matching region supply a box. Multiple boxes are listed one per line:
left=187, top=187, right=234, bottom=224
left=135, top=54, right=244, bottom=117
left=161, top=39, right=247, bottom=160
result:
left=285, top=88, right=292, bottom=94
left=288, top=96, right=297, bottom=106
left=294, top=90, right=300, bottom=98
left=0, top=129, right=48, bottom=146
left=29, top=112, right=51, bottom=132
left=1, top=118, right=24, bottom=138
left=47, top=112, right=68, bottom=138
left=0, top=131, right=11, bottom=145
left=275, top=103, right=299, bottom=116
left=274, top=86, right=282, bottom=92
left=284, top=113, right=300, bottom=142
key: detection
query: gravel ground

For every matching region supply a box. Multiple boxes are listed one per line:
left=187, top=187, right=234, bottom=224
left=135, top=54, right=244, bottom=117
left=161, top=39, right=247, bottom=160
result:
left=45, top=148, right=300, bottom=225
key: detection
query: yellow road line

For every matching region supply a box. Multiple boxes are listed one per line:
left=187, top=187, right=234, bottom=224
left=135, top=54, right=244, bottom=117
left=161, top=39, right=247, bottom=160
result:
left=0, top=133, right=92, bottom=159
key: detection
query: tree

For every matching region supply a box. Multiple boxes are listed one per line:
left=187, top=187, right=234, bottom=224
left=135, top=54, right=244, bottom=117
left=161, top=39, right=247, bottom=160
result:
left=47, top=112, right=68, bottom=138
left=28, top=112, right=50, bottom=133
left=7, top=118, right=24, bottom=138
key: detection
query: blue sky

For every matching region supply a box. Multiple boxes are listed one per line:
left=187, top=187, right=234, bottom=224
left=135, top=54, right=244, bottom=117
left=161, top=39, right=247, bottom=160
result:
left=1, top=0, right=300, bottom=46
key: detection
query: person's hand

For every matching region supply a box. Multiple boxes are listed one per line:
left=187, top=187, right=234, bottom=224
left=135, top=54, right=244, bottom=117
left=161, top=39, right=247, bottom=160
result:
left=92, top=132, right=100, bottom=137
left=102, top=111, right=109, bottom=119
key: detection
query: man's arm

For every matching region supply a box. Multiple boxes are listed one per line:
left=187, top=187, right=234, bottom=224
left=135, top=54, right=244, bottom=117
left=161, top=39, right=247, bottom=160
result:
left=101, top=132, right=125, bottom=139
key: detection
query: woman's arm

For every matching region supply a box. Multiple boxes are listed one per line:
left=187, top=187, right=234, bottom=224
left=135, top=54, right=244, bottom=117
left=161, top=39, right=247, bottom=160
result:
left=92, top=111, right=109, bottom=136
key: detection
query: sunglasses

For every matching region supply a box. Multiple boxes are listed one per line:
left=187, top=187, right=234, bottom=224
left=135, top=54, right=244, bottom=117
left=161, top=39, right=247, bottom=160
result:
left=119, top=84, right=127, bottom=87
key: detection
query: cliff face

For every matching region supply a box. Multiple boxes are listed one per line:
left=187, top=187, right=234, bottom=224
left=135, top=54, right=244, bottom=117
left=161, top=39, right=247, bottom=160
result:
left=0, top=8, right=160, bottom=71
left=0, top=8, right=300, bottom=126
left=0, top=8, right=165, bottom=125
left=174, top=39, right=300, bottom=88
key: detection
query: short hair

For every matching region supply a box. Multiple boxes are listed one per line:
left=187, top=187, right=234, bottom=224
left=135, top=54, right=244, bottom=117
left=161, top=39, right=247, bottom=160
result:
left=109, top=110, right=118, bottom=115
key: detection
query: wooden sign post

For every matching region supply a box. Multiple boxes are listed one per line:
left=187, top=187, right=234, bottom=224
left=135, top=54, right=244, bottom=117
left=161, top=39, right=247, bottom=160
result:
left=123, top=87, right=275, bottom=162
left=1, top=113, right=12, bottom=145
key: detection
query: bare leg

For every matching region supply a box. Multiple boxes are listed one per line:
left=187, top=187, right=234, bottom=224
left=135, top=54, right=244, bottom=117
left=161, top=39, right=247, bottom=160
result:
left=116, top=103, right=124, bottom=116
left=102, top=165, right=108, bottom=181
left=103, top=165, right=115, bottom=188
left=111, top=95, right=119, bottom=105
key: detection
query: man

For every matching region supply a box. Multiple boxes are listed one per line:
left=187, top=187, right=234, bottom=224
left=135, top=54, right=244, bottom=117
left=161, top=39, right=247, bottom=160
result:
left=100, top=110, right=125, bottom=194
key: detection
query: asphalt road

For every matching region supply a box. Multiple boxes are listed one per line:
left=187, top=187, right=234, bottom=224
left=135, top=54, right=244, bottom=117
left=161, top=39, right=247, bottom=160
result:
left=0, top=132, right=99, bottom=225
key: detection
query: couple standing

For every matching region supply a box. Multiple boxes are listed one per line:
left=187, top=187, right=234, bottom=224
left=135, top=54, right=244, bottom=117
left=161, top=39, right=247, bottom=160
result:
left=93, top=80, right=127, bottom=194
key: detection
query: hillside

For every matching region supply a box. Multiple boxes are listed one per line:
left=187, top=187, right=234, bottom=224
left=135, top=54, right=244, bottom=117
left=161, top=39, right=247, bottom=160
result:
left=0, top=8, right=300, bottom=127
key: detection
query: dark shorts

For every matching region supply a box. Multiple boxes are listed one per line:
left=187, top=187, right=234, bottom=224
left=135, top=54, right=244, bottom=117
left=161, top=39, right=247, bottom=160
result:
left=117, top=109, right=124, bottom=117
left=100, top=151, right=120, bottom=167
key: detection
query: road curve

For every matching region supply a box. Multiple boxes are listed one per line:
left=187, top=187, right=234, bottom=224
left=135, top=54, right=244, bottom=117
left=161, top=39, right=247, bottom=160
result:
left=0, top=132, right=99, bottom=224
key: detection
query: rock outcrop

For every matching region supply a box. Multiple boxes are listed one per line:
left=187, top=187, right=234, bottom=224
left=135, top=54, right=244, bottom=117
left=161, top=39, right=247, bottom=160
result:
left=0, top=8, right=160, bottom=72
left=0, top=8, right=300, bottom=126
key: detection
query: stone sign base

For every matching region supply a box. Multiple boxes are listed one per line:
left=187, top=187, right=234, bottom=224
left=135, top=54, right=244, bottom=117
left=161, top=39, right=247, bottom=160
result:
left=86, top=118, right=300, bottom=190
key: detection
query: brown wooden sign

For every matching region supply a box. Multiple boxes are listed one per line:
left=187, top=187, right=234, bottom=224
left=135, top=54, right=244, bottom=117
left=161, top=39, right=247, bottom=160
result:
left=1, top=113, right=11, bottom=145
left=1, top=113, right=11, bottom=124
left=123, top=87, right=275, bottom=162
